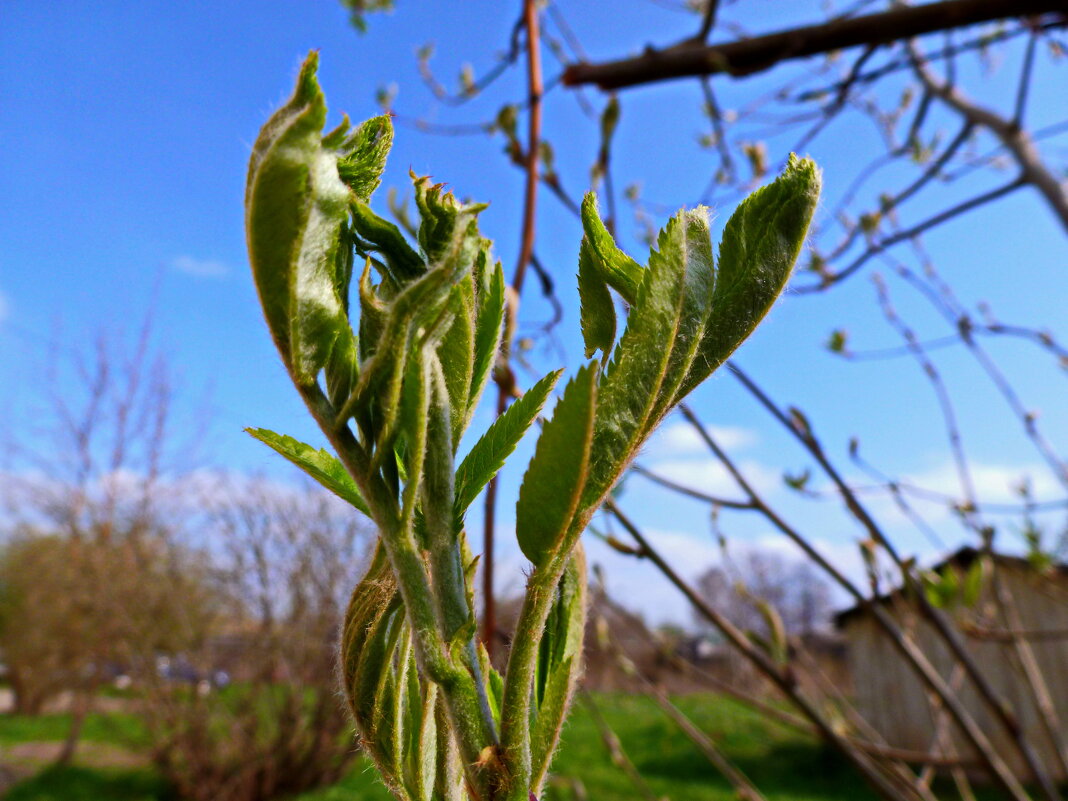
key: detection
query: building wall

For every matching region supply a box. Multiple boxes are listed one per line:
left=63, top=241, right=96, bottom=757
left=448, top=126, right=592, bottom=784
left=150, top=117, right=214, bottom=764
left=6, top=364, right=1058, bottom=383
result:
left=842, top=564, right=1068, bottom=782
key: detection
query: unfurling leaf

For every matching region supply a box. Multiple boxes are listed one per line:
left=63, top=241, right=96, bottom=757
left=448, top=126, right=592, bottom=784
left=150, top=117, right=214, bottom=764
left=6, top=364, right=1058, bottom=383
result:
left=677, top=154, right=821, bottom=399
left=245, top=427, right=370, bottom=516
left=414, top=174, right=488, bottom=267
left=516, top=364, right=598, bottom=566
left=580, top=193, right=643, bottom=304
left=350, top=199, right=425, bottom=283
left=341, top=547, right=462, bottom=801
left=962, top=556, right=988, bottom=607
left=752, top=595, right=789, bottom=668
left=468, top=257, right=505, bottom=415
left=337, top=115, right=393, bottom=203
left=577, top=237, right=616, bottom=359
left=582, top=207, right=712, bottom=507
left=784, top=468, right=811, bottom=491
left=827, top=328, right=849, bottom=354
left=531, top=548, right=587, bottom=791
left=453, top=369, right=562, bottom=520
left=245, top=52, right=360, bottom=387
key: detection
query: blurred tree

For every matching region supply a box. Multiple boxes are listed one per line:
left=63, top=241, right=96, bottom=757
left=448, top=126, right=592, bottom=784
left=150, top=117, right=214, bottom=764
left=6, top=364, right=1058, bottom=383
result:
left=693, top=550, right=834, bottom=638
left=0, top=320, right=223, bottom=764
left=0, top=529, right=221, bottom=718
left=141, top=477, right=370, bottom=801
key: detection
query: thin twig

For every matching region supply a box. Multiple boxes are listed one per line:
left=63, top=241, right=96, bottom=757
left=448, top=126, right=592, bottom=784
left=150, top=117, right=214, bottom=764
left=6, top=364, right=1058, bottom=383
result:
left=482, top=0, right=545, bottom=661
left=603, top=498, right=931, bottom=801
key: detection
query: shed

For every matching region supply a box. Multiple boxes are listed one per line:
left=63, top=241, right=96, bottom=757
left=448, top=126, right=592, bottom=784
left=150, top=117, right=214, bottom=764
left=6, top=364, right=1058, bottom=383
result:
left=835, top=547, right=1068, bottom=781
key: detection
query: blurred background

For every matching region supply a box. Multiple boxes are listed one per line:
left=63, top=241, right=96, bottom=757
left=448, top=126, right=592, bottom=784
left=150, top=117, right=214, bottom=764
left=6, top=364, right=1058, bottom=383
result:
left=2, top=1, right=1067, bottom=799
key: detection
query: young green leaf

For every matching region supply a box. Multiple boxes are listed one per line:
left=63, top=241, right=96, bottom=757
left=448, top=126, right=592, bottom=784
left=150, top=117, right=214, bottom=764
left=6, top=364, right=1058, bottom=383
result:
left=962, top=556, right=988, bottom=607
left=648, top=208, right=716, bottom=422
left=413, top=174, right=488, bottom=266
left=436, top=278, right=476, bottom=447
left=580, top=192, right=643, bottom=304
left=453, top=369, right=562, bottom=519
left=245, top=427, right=370, bottom=516
left=433, top=697, right=465, bottom=801
left=411, top=680, right=439, bottom=801
left=340, top=544, right=394, bottom=706
left=530, top=550, right=587, bottom=794
left=577, top=237, right=616, bottom=359
left=676, top=154, right=821, bottom=400
left=341, top=554, right=411, bottom=798
left=581, top=212, right=694, bottom=508
left=516, top=363, right=598, bottom=566
left=351, top=199, right=426, bottom=283
left=468, top=260, right=505, bottom=420
left=533, top=549, right=586, bottom=721
left=337, top=115, right=393, bottom=203
left=245, top=51, right=358, bottom=386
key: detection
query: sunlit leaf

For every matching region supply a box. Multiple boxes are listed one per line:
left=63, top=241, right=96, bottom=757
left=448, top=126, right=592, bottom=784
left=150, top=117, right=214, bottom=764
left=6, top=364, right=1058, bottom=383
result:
left=245, top=427, right=369, bottom=516
left=580, top=193, right=642, bottom=304
left=577, top=237, right=616, bottom=359
left=453, top=370, right=561, bottom=519
left=516, top=364, right=598, bottom=566
left=677, top=154, right=821, bottom=400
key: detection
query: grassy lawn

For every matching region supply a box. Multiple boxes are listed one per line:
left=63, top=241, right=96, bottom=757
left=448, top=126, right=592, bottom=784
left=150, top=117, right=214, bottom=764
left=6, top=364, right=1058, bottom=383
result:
left=544, top=693, right=877, bottom=801
left=0, top=711, right=147, bottom=748
left=0, top=693, right=997, bottom=801
left=4, top=765, right=172, bottom=801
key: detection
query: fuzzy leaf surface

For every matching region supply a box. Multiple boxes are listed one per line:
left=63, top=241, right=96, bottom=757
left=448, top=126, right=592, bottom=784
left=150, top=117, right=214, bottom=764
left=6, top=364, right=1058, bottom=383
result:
left=468, top=261, right=505, bottom=417
left=414, top=175, right=488, bottom=266
left=246, top=428, right=369, bottom=516
left=452, top=369, right=561, bottom=519
left=580, top=193, right=643, bottom=305
left=437, top=278, right=475, bottom=447
left=581, top=215, right=692, bottom=508
left=245, top=52, right=359, bottom=386
left=677, top=154, right=821, bottom=399
left=351, top=200, right=425, bottom=283
left=516, top=364, right=598, bottom=566
left=576, top=237, right=616, bottom=359
left=337, top=115, right=393, bottom=203
left=648, top=208, right=715, bottom=420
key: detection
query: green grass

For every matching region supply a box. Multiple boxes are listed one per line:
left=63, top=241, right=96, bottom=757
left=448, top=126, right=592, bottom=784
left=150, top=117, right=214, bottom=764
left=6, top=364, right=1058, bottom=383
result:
left=542, top=693, right=876, bottom=801
left=0, top=693, right=1012, bottom=801
left=0, top=712, right=147, bottom=748
left=289, top=759, right=399, bottom=801
left=288, top=693, right=876, bottom=801
left=4, top=765, right=171, bottom=801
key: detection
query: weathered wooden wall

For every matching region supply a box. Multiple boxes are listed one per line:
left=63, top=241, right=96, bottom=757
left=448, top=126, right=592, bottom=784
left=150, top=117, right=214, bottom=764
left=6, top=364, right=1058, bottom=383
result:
left=842, top=563, right=1068, bottom=782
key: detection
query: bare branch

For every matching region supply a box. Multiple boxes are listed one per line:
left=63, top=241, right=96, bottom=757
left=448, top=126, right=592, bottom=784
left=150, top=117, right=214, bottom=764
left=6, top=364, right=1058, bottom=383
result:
left=911, top=41, right=1068, bottom=232
left=483, top=0, right=545, bottom=660
left=803, top=178, right=1026, bottom=291
left=563, top=0, right=1066, bottom=90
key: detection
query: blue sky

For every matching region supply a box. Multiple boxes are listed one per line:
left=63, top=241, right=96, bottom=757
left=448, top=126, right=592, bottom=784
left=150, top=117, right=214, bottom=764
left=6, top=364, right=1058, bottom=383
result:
left=3, top=2, right=1066, bottom=623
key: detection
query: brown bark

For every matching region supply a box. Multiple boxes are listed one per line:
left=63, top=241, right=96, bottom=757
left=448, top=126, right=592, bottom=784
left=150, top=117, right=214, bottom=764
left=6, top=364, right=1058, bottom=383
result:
left=563, top=0, right=1066, bottom=90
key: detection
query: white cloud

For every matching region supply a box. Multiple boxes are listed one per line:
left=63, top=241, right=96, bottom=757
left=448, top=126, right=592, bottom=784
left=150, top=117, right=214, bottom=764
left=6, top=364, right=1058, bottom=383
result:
left=580, top=527, right=889, bottom=626
left=170, top=255, right=229, bottom=278
left=905, top=460, right=1062, bottom=505
left=646, top=456, right=780, bottom=497
left=471, top=520, right=881, bottom=628
left=648, top=421, right=757, bottom=457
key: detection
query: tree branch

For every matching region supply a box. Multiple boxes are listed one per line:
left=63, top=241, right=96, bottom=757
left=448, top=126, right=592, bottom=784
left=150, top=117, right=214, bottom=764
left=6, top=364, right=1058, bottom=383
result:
left=563, top=0, right=1065, bottom=90
left=910, top=42, right=1068, bottom=233
left=483, top=0, right=544, bottom=665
